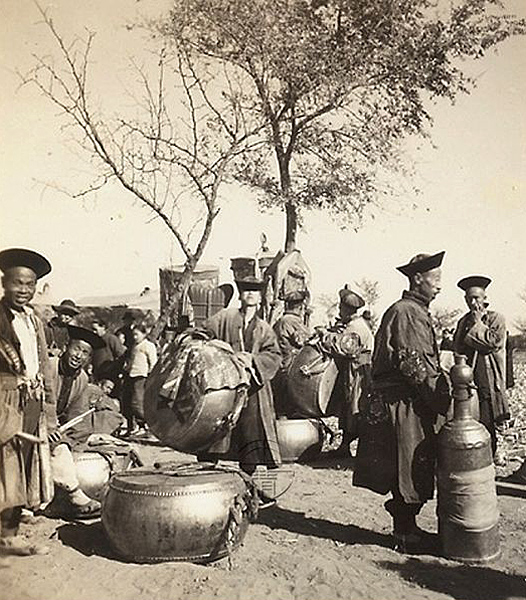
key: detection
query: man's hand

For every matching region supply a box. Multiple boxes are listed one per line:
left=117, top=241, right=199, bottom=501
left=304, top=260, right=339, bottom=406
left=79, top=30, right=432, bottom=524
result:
left=236, top=351, right=253, bottom=370
left=48, top=430, right=62, bottom=444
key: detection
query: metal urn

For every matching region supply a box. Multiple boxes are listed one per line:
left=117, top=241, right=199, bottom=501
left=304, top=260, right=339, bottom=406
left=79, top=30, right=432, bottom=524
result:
left=74, top=449, right=139, bottom=500
left=276, top=417, right=323, bottom=463
left=101, top=463, right=258, bottom=564
left=437, top=355, right=500, bottom=564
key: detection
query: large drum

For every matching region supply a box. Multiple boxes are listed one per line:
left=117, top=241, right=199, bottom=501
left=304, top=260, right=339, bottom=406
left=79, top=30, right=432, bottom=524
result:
left=74, top=449, right=138, bottom=500
left=102, top=463, right=258, bottom=563
left=276, top=418, right=323, bottom=463
left=287, top=343, right=338, bottom=418
left=144, top=337, right=249, bottom=454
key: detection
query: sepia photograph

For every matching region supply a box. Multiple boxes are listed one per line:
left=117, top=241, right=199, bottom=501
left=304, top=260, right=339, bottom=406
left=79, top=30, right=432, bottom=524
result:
left=1, top=1, right=525, bottom=599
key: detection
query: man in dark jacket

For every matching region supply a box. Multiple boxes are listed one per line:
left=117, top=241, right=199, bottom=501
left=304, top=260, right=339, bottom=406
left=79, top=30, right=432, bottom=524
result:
left=354, top=251, right=451, bottom=550
left=91, top=318, right=126, bottom=383
left=453, top=275, right=509, bottom=457
left=45, top=299, right=80, bottom=357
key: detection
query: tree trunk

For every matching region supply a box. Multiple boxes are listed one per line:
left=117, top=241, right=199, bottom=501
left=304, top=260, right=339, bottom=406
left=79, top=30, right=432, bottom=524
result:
left=279, top=158, right=297, bottom=252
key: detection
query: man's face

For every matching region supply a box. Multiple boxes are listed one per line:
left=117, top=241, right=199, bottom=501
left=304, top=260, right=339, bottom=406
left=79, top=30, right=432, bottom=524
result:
left=414, top=267, right=442, bottom=302
left=133, top=329, right=146, bottom=344
left=239, top=290, right=261, bottom=308
left=465, top=287, right=487, bottom=312
left=59, top=313, right=74, bottom=325
left=99, top=379, right=114, bottom=395
left=2, top=267, right=37, bottom=309
left=92, top=322, right=106, bottom=337
left=65, top=339, right=92, bottom=371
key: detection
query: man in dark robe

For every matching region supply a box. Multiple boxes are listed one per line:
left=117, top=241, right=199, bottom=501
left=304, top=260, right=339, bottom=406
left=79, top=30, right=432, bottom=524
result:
left=46, top=326, right=108, bottom=519
left=354, top=252, right=451, bottom=550
left=91, top=318, right=126, bottom=383
left=201, top=276, right=282, bottom=476
left=453, top=276, right=509, bottom=457
left=45, top=299, right=79, bottom=357
left=0, top=248, right=54, bottom=556
left=318, top=285, right=373, bottom=457
left=272, top=289, right=310, bottom=416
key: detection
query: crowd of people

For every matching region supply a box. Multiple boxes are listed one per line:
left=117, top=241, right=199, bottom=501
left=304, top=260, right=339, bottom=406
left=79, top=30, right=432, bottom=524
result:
left=0, top=245, right=520, bottom=560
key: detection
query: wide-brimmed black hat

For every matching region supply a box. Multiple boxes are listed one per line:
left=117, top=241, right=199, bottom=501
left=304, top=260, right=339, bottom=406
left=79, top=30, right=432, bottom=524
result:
left=457, top=275, right=492, bottom=291
left=396, top=251, right=445, bottom=278
left=235, top=276, right=265, bottom=292
left=67, top=325, right=105, bottom=350
left=0, top=248, right=51, bottom=279
left=52, top=299, right=80, bottom=316
left=339, top=285, right=365, bottom=309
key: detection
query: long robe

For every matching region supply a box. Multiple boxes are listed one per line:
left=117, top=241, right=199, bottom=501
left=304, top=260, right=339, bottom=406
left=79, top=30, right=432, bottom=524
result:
left=272, top=312, right=310, bottom=416
left=203, top=307, right=282, bottom=469
left=353, top=290, right=450, bottom=504
left=453, top=310, right=509, bottom=424
left=320, top=315, right=373, bottom=438
left=0, top=299, right=54, bottom=511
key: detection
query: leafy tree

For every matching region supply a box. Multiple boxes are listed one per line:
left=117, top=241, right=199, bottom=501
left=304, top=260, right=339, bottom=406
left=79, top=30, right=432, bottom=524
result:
left=431, top=306, right=462, bottom=338
left=157, top=0, right=525, bottom=250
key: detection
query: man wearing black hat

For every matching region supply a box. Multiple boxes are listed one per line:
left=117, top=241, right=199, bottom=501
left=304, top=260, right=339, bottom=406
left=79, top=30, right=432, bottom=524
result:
left=0, top=248, right=54, bottom=555
left=46, top=325, right=107, bottom=519
left=45, top=298, right=80, bottom=357
left=315, top=285, right=373, bottom=457
left=272, top=289, right=310, bottom=416
left=453, top=276, right=509, bottom=457
left=354, top=252, right=451, bottom=550
left=201, top=272, right=282, bottom=476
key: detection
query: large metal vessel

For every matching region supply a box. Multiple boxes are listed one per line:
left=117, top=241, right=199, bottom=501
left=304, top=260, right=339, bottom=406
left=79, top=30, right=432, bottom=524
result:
left=287, top=344, right=338, bottom=417
left=102, top=463, right=258, bottom=563
left=437, top=355, right=500, bottom=564
left=276, top=418, right=323, bottom=463
left=74, top=449, right=138, bottom=500
left=144, top=338, right=248, bottom=454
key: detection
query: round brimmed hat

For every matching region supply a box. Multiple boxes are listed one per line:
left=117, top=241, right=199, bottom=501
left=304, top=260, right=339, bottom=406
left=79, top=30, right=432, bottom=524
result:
left=52, top=299, right=80, bottom=316
left=0, top=248, right=51, bottom=279
left=67, top=325, right=105, bottom=350
left=396, top=251, right=445, bottom=278
left=339, top=285, right=365, bottom=309
left=457, top=275, right=492, bottom=291
left=235, top=276, right=265, bottom=292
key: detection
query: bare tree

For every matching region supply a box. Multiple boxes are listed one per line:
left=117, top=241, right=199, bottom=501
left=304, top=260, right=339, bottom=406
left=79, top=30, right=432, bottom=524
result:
left=22, top=5, right=265, bottom=332
left=431, top=306, right=462, bottom=339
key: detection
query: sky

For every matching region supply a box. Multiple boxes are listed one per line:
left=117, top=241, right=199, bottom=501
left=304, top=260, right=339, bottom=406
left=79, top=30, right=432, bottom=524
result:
left=1, top=0, right=525, bottom=328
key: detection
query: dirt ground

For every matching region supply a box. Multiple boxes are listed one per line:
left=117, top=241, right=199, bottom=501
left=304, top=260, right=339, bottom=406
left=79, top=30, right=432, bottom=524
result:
left=1, top=437, right=525, bottom=600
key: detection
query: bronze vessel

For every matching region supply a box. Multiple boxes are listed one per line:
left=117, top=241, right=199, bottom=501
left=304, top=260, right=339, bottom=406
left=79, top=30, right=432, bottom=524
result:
left=437, top=355, right=500, bottom=564
left=102, top=463, right=258, bottom=563
left=74, top=450, right=137, bottom=500
left=287, top=344, right=338, bottom=417
left=276, top=417, right=323, bottom=463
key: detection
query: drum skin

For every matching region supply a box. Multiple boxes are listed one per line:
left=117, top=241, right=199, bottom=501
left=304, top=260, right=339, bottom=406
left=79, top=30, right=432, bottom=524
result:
left=276, top=418, right=323, bottom=463
left=102, top=466, right=253, bottom=563
left=287, top=344, right=338, bottom=418
left=74, top=452, right=112, bottom=501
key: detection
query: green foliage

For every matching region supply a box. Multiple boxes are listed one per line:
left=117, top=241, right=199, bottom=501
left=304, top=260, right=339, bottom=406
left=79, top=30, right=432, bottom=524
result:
left=155, top=0, right=525, bottom=240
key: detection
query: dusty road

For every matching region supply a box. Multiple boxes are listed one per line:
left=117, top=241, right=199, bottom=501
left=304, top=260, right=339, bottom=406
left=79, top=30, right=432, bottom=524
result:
left=1, top=439, right=525, bottom=600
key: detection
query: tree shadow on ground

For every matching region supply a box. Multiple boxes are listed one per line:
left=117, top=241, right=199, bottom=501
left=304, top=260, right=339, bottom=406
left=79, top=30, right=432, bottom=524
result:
left=258, top=505, right=391, bottom=549
left=377, top=558, right=526, bottom=600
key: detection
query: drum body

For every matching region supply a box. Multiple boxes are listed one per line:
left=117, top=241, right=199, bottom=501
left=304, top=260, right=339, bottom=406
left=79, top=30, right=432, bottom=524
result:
left=102, top=465, right=255, bottom=563
left=287, top=344, right=338, bottom=417
left=276, top=418, right=323, bottom=463
left=74, top=451, right=134, bottom=500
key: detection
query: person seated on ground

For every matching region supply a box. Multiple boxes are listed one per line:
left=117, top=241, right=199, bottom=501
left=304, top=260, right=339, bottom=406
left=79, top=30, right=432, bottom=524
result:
left=46, top=326, right=107, bottom=519
left=45, top=299, right=80, bottom=357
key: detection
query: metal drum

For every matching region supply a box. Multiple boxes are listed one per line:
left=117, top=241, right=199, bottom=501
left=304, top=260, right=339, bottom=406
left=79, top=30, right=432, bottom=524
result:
left=287, top=344, right=338, bottom=417
left=144, top=338, right=248, bottom=454
left=276, top=418, right=323, bottom=463
left=102, top=463, right=258, bottom=563
left=74, top=450, right=137, bottom=500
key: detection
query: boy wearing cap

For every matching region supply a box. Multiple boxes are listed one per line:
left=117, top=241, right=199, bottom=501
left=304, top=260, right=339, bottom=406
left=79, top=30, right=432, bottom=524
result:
left=354, top=252, right=451, bottom=550
left=316, top=285, right=373, bottom=457
left=453, top=276, right=509, bottom=456
left=0, top=248, right=54, bottom=555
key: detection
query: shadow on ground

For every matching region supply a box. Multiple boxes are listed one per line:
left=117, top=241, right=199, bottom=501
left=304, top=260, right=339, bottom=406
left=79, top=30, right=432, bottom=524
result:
left=57, top=521, right=118, bottom=561
left=377, top=558, right=526, bottom=600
